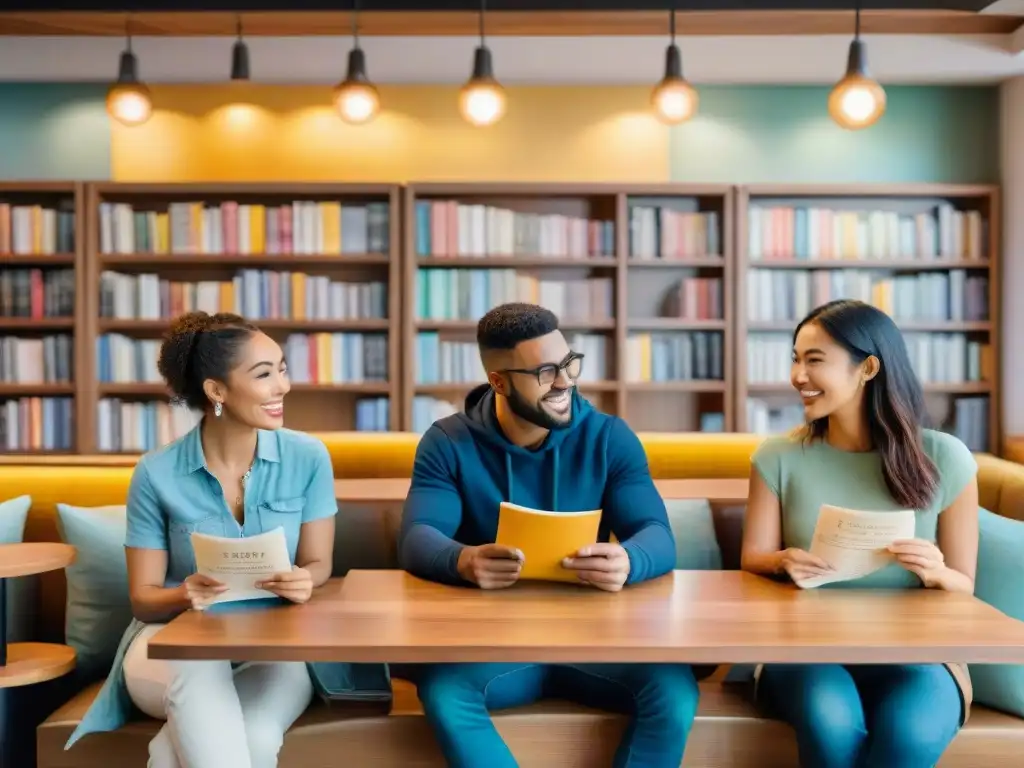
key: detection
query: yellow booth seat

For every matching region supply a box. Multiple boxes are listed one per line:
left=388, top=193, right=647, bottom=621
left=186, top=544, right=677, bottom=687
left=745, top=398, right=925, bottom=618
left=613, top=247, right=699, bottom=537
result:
left=5, top=432, right=1021, bottom=768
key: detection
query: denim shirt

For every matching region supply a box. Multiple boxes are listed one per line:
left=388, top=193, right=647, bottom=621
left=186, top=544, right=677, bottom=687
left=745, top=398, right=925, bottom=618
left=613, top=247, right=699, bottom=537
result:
left=65, top=423, right=338, bottom=749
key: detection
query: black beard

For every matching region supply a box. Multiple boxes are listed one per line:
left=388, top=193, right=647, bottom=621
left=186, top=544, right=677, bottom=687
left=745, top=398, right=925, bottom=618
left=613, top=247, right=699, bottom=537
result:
left=506, top=382, right=573, bottom=431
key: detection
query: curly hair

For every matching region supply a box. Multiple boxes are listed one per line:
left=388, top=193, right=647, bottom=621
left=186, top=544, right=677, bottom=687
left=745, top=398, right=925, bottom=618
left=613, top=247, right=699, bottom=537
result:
left=476, top=302, right=560, bottom=352
left=156, top=311, right=259, bottom=411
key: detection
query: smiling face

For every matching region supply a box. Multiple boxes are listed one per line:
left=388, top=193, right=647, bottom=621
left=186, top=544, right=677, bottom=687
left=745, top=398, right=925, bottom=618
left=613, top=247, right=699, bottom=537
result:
left=212, top=331, right=291, bottom=429
left=498, top=330, right=579, bottom=430
left=791, top=321, right=873, bottom=423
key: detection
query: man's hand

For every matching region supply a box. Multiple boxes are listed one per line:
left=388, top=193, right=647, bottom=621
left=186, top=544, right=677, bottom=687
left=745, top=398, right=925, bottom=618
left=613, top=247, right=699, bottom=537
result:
left=457, top=544, right=524, bottom=589
left=562, top=543, right=631, bottom=592
left=256, top=566, right=315, bottom=604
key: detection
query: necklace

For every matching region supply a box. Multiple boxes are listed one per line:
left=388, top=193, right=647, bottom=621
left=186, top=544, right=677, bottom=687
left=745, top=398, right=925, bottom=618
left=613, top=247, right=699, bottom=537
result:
left=234, top=463, right=254, bottom=509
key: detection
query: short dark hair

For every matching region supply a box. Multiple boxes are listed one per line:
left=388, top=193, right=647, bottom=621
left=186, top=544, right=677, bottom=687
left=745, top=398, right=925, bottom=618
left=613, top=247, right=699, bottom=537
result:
left=795, top=299, right=938, bottom=509
left=157, top=311, right=260, bottom=411
left=476, top=302, right=560, bottom=353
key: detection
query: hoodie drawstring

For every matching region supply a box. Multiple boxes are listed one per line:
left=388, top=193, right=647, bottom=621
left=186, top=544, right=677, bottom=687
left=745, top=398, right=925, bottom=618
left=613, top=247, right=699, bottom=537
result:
left=504, top=446, right=560, bottom=511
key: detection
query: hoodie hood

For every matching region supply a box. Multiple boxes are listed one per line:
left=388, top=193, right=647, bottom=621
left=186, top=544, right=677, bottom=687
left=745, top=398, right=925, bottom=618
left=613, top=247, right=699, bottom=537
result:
left=456, top=382, right=593, bottom=510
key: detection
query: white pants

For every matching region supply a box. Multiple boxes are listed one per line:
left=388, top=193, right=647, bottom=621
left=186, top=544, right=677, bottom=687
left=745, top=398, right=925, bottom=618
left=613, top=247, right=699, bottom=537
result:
left=123, top=623, right=314, bottom=768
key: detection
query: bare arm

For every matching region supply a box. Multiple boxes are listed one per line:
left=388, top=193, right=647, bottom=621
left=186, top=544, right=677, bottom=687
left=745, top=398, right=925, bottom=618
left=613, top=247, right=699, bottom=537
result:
left=296, top=516, right=335, bottom=587
left=126, top=548, right=190, bottom=624
left=739, top=466, right=787, bottom=577
left=930, top=479, right=979, bottom=594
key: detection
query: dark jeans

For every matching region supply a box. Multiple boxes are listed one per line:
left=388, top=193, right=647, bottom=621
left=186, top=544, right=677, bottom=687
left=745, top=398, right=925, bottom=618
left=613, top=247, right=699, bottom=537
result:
left=399, top=662, right=699, bottom=768
left=758, top=663, right=963, bottom=768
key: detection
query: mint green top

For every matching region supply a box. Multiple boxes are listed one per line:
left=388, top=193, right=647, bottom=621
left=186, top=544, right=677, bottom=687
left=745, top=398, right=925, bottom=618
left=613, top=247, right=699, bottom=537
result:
left=751, top=428, right=977, bottom=589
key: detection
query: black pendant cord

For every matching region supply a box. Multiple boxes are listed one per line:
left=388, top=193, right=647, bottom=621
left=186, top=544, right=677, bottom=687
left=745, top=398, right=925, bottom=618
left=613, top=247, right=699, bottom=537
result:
left=352, top=0, right=361, bottom=51
left=479, top=0, right=486, bottom=47
left=855, top=0, right=861, bottom=40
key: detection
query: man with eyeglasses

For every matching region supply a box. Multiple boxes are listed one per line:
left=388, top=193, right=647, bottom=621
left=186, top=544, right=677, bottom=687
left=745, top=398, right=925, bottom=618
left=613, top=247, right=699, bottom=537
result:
left=396, top=302, right=699, bottom=768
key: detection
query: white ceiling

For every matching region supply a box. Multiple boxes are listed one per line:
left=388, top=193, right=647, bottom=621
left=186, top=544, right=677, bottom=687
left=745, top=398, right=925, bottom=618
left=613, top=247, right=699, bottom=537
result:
left=0, top=33, right=1022, bottom=85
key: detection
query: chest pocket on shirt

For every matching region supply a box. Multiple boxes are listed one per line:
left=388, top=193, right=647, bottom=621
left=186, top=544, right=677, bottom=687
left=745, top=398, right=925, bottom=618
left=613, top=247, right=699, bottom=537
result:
left=258, top=496, right=306, bottom=560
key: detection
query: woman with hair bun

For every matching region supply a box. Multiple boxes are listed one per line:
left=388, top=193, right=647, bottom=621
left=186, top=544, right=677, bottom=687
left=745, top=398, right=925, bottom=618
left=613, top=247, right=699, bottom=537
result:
left=66, top=311, right=339, bottom=768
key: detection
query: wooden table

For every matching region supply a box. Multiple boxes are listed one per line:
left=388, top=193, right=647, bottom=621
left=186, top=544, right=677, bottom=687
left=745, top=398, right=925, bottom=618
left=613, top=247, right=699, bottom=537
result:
left=333, top=477, right=750, bottom=503
left=148, top=569, right=1024, bottom=666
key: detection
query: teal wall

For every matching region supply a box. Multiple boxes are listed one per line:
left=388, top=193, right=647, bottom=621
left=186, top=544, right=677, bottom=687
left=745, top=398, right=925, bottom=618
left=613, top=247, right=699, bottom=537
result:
left=0, top=83, right=111, bottom=180
left=0, top=83, right=1000, bottom=184
left=669, top=85, right=1000, bottom=184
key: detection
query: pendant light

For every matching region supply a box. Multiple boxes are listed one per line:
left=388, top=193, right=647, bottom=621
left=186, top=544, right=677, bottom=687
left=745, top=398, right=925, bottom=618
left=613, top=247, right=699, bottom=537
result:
left=828, top=2, right=886, bottom=130
left=651, top=7, right=698, bottom=125
left=459, top=0, right=506, bottom=127
left=106, top=18, right=153, bottom=127
left=333, top=0, right=380, bottom=125
left=231, top=16, right=250, bottom=81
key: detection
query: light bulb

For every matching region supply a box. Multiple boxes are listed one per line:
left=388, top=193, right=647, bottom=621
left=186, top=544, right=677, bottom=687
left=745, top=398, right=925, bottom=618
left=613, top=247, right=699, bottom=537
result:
left=828, top=76, right=885, bottom=130
left=334, top=82, right=380, bottom=125
left=459, top=46, right=506, bottom=127
left=107, top=83, right=152, bottom=127
left=652, top=78, right=698, bottom=125
left=459, top=81, right=506, bottom=127
left=828, top=39, right=886, bottom=130
left=333, top=48, right=380, bottom=125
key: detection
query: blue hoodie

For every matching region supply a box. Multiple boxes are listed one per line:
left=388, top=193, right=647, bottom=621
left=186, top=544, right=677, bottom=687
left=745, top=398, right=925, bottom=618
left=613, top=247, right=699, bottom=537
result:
left=398, top=383, right=676, bottom=586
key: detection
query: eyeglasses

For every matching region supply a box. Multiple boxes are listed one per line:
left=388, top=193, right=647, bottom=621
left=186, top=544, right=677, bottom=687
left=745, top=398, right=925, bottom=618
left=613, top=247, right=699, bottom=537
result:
left=501, top=353, right=584, bottom=387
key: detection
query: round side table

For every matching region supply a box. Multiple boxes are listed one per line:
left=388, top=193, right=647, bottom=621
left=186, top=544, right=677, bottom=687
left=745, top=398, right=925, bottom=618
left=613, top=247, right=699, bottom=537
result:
left=0, top=542, right=77, bottom=687
left=0, top=542, right=77, bottom=767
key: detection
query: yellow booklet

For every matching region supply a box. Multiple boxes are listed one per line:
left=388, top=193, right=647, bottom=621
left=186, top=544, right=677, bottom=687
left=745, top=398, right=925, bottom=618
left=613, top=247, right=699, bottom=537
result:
left=495, top=501, right=603, bottom=583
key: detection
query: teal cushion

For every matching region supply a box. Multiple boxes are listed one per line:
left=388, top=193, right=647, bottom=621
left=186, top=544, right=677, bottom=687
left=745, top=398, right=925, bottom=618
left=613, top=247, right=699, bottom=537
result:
left=664, top=498, right=723, bottom=570
left=0, top=495, right=31, bottom=642
left=970, top=507, right=1024, bottom=717
left=0, top=494, right=30, bottom=544
left=55, top=504, right=133, bottom=684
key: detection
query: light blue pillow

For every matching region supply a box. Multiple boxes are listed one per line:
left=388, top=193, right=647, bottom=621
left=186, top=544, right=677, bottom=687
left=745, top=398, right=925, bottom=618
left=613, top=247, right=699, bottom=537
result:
left=55, top=504, right=133, bottom=684
left=0, top=494, right=30, bottom=544
left=969, top=507, right=1024, bottom=717
left=1, top=495, right=32, bottom=642
left=664, top=498, right=723, bottom=570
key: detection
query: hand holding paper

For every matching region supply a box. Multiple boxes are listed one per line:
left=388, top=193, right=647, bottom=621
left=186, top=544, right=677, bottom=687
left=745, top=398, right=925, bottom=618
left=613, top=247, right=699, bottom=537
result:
left=887, top=538, right=947, bottom=588
left=794, top=504, right=917, bottom=589
left=190, top=527, right=292, bottom=607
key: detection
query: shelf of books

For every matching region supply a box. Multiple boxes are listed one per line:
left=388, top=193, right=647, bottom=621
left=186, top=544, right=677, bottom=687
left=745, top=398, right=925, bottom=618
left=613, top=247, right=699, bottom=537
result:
left=403, top=183, right=733, bottom=434
left=83, top=183, right=401, bottom=454
left=0, top=182, right=83, bottom=454
left=736, top=183, right=999, bottom=454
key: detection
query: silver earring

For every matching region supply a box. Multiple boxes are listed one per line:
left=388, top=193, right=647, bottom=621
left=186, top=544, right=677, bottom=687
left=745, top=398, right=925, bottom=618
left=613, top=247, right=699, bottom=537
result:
left=214, top=402, right=223, bottom=417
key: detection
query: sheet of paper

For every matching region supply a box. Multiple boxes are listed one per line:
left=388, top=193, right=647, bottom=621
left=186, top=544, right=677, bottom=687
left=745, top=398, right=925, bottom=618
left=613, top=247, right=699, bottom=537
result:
left=795, top=504, right=917, bottom=589
left=190, top=527, right=292, bottom=605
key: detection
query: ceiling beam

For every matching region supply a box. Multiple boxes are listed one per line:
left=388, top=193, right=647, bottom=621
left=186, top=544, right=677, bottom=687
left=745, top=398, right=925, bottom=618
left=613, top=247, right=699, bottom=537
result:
left=0, top=10, right=1020, bottom=37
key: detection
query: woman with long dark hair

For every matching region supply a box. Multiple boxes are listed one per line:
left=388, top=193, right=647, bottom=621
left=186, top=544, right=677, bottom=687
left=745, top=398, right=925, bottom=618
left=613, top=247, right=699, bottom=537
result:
left=741, top=299, right=979, bottom=768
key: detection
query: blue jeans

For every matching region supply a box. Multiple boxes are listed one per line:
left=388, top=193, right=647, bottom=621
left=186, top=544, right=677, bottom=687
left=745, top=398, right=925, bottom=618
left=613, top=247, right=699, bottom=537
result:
left=758, top=663, right=963, bottom=768
left=404, top=662, right=699, bottom=768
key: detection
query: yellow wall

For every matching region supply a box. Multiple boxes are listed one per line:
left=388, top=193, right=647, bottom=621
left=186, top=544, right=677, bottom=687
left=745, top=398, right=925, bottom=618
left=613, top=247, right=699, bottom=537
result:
left=111, top=84, right=669, bottom=183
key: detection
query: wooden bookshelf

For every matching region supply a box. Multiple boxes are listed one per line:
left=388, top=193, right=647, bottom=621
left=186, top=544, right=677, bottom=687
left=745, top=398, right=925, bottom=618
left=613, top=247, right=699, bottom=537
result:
left=0, top=181, right=84, bottom=454
left=735, top=183, right=1000, bottom=454
left=79, top=182, right=402, bottom=453
left=402, top=183, right=734, bottom=433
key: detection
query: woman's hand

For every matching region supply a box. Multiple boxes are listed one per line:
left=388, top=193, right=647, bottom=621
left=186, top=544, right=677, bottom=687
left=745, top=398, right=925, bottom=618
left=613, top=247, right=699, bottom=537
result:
left=182, top=573, right=228, bottom=611
left=257, top=566, right=314, bottom=604
left=888, top=538, right=947, bottom=589
left=776, top=548, right=834, bottom=584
